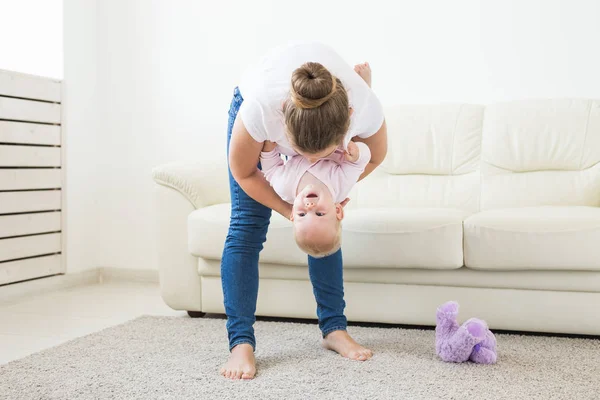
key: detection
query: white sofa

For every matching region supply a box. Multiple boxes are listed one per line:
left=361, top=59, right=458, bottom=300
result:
left=153, top=98, right=600, bottom=335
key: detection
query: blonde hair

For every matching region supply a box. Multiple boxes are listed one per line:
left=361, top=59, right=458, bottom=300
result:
left=294, top=221, right=342, bottom=258
left=284, top=62, right=350, bottom=154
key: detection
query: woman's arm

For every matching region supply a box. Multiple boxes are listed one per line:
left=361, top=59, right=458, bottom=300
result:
left=229, top=116, right=293, bottom=219
left=353, top=119, right=387, bottom=181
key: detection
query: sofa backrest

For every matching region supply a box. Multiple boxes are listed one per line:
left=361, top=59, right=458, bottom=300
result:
left=480, top=99, right=600, bottom=210
left=351, top=104, right=484, bottom=214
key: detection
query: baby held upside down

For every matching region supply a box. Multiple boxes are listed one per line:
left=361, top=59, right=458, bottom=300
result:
left=260, top=140, right=370, bottom=257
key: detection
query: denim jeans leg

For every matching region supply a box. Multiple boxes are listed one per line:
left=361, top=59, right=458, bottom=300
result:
left=307, top=249, right=348, bottom=337
left=221, top=87, right=271, bottom=351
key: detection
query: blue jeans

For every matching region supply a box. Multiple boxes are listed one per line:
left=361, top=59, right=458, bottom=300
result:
left=221, top=87, right=348, bottom=351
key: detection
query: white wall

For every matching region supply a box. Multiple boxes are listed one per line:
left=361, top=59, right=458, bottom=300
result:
left=63, top=0, right=600, bottom=272
left=63, top=0, right=99, bottom=273
left=0, top=0, right=63, bottom=78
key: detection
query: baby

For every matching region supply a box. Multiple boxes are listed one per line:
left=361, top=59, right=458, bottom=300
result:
left=260, top=140, right=371, bottom=257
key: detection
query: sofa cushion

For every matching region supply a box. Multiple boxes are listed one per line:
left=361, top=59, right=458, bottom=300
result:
left=382, top=104, right=484, bottom=176
left=188, top=204, right=307, bottom=266
left=464, top=206, right=600, bottom=271
left=188, top=204, right=467, bottom=269
left=341, top=208, right=466, bottom=269
left=480, top=99, right=600, bottom=210
left=346, top=104, right=484, bottom=214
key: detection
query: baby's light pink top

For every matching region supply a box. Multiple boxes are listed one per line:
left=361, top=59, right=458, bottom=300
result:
left=260, top=142, right=371, bottom=204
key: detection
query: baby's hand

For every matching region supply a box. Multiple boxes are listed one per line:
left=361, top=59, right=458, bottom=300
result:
left=344, top=141, right=360, bottom=162
left=262, top=140, right=277, bottom=152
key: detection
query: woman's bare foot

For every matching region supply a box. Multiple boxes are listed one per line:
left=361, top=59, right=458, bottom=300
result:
left=354, top=62, right=372, bottom=87
left=323, top=330, right=373, bottom=361
left=220, top=343, right=256, bottom=380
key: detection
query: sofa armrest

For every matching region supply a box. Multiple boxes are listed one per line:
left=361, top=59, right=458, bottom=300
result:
left=152, top=159, right=229, bottom=312
left=152, top=159, right=230, bottom=209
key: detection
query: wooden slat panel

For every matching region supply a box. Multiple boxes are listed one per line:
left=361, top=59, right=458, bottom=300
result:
left=0, top=190, right=61, bottom=214
left=0, top=121, right=60, bottom=145
left=0, top=97, right=60, bottom=124
left=0, top=212, right=61, bottom=238
left=0, top=145, right=60, bottom=167
left=0, top=169, right=61, bottom=190
left=0, top=69, right=61, bottom=103
left=0, top=254, right=62, bottom=285
left=0, top=233, right=61, bottom=262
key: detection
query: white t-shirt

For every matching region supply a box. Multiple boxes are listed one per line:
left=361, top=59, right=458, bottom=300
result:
left=238, top=41, right=385, bottom=157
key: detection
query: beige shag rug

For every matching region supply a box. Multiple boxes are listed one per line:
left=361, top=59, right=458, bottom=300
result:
left=1, top=316, right=599, bottom=399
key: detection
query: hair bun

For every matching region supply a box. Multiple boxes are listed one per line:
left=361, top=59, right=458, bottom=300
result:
left=290, top=62, right=338, bottom=109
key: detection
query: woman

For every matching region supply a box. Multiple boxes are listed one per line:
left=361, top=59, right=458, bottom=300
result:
left=221, top=41, right=387, bottom=380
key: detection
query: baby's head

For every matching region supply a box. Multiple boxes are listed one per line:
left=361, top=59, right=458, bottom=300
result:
left=291, top=184, right=344, bottom=258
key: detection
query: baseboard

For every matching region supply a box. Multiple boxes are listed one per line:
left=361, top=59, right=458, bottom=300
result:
left=99, top=267, right=159, bottom=284
left=0, top=269, right=101, bottom=305
left=0, top=267, right=159, bottom=304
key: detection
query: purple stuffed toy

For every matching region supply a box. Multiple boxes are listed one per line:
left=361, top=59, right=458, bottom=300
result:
left=435, top=301, right=497, bottom=364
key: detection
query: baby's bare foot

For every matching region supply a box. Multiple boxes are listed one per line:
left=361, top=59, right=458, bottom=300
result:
left=219, top=343, right=256, bottom=380
left=323, top=330, right=373, bottom=361
left=354, top=62, right=372, bottom=87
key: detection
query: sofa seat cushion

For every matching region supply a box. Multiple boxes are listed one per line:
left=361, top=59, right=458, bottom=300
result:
left=188, top=204, right=467, bottom=269
left=464, top=206, right=600, bottom=271
left=341, top=208, right=467, bottom=269
left=188, top=204, right=306, bottom=265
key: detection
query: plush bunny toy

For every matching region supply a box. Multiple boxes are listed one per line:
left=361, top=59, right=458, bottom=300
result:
left=435, top=301, right=497, bottom=364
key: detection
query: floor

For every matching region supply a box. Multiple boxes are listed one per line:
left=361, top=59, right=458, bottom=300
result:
left=0, top=281, right=186, bottom=365
left=2, top=280, right=596, bottom=366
